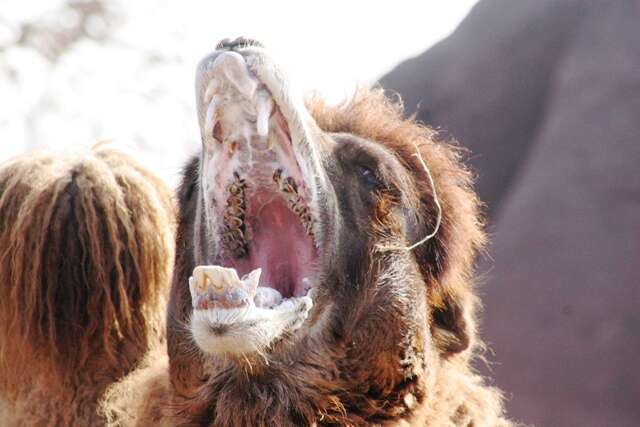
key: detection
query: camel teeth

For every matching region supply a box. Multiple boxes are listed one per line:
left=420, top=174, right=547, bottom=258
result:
left=225, top=215, right=243, bottom=229
left=226, top=205, right=244, bottom=217
left=283, top=177, right=298, bottom=193
left=227, top=197, right=245, bottom=209
left=273, top=168, right=282, bottom=183
left=234, top=245, right=247, bottom=257
left=228, top=141, right=237, bottom=155
left=305, top=221, right=314, bottom=236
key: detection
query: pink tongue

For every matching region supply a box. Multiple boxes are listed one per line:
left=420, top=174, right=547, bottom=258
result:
left=242, top=193, right=316, bottom=298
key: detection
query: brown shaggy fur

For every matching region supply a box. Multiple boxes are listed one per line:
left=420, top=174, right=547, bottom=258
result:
left=307, top=90, right=510, bottom=425
left=308, top=89, right=485, bottom=354
left=0, top=146, right=175, bottom=426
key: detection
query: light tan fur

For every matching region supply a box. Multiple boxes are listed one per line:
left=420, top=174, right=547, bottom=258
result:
left=0, top=146, right=175, bottom=426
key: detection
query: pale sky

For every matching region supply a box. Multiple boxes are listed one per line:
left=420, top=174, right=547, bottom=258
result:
left=0, top=0, right=478, bottom=185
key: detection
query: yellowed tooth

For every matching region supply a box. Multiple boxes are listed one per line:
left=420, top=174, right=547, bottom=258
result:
left=191, top=266, right=261, bottom=298
left=225, top=215, right=243, bottom=229
left=228, top=141, right=237, bottom=155
left=227, top=197, right=245, bottom=209
left=273, top=168, right=282, bottom=183
left=197, top=275, right=208, bottom=293
left=226, top=205, right=244, bottom=217
left=193, top=266, right=238, bottom=293
left=283, top=177, right=298, bottom=194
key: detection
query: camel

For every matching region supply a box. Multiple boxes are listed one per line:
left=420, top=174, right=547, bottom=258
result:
left=158, top=38, right=513, bottom=426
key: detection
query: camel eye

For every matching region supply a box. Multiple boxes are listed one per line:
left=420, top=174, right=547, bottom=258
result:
left=358, top=165, right=381, bottom=189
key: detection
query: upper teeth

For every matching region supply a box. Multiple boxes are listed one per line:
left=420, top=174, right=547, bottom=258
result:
left=203, top=84, right=273, bottom=146
left=254, top=286, right=283, bottom=308
left=223, top=176, right=248, bottom=257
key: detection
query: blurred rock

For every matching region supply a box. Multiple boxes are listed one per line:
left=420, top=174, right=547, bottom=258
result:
left=381, top=1, right=640, bottom=426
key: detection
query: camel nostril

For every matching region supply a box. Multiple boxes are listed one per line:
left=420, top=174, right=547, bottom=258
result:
left=216, top=37, right=263, bottom=51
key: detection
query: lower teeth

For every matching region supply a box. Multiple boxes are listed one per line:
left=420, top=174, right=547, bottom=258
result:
left=254, top=286, right=282, bottom=308
left=190, top=265, right=315, bottom=310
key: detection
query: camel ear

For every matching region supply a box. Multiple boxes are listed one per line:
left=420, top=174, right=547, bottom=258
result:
left=431, top=294, right=471, bottom=356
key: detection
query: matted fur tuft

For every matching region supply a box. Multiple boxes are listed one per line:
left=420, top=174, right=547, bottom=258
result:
left=0, top=146, right=175, bottom=424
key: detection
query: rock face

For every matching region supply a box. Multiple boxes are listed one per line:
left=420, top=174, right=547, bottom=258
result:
left=381, top=1, right=640, bottom=426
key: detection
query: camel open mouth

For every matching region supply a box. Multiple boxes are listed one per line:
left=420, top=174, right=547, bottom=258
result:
left=189, top=44, right=322, bottom=355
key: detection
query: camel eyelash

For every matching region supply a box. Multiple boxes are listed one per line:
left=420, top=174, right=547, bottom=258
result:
left=357, top=164, right=383, bottom=189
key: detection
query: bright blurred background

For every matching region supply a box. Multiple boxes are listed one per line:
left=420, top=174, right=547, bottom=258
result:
left=0, top=0, right=477, bottom=185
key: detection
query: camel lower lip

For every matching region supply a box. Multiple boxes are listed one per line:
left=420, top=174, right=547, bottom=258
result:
left=188, top=265, right=315, bottom=355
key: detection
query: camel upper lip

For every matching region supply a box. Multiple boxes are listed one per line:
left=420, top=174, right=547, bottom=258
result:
left=195, top=45, right=325, bottom=194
